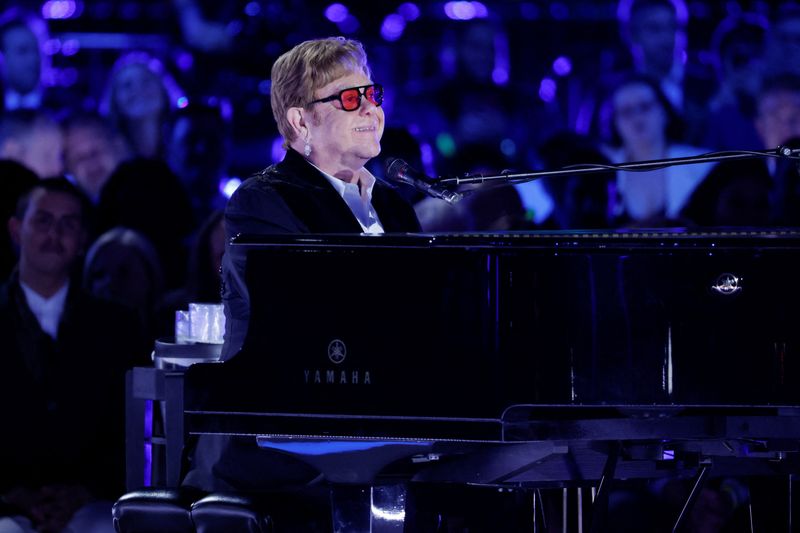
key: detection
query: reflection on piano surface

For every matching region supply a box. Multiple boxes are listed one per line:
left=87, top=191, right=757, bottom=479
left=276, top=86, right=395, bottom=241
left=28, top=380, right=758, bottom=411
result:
left=184, top=230, right=800, bottom=531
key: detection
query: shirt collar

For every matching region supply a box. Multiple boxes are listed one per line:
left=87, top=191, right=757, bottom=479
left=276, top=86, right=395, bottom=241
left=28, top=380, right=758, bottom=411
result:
left=19, top=279, right=70, bottom=309
left=19, top=279, right=70, bottom=338
left=309, top=161, right=377, bottom=202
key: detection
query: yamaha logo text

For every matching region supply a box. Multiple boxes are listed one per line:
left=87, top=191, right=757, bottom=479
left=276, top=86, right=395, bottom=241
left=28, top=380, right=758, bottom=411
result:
left=303, top=338, right=372, bottom=385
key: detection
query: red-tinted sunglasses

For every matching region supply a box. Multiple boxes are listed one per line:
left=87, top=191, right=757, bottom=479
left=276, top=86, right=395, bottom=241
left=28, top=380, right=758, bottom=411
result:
left=307, top=83, right=384, bottom=112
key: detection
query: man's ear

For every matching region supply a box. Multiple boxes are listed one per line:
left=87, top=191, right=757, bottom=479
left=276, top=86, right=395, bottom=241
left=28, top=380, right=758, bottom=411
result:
left=286, top=107, right=308, bottom=140
left=7, top=216, right=21, bottom=247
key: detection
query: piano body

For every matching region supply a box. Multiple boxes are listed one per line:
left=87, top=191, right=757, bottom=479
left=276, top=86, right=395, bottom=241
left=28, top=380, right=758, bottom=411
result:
left=182, top=230, right=800, bottom=530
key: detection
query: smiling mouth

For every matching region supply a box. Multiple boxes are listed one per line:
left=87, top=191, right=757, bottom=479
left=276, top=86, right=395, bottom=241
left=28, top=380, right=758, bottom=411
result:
left=353, top=126, right=375, bottom=132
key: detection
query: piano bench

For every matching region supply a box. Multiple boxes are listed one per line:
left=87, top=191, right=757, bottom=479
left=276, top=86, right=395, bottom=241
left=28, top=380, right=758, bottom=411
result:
left=112, top=488, right=201, bottom=533
left=190, top=493, right=273, bottom=533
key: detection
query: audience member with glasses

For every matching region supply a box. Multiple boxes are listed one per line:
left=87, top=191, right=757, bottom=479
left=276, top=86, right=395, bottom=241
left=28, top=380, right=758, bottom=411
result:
left=182, top=37, right=421, bottom=530
left=0, top=178, right=148, bottom=533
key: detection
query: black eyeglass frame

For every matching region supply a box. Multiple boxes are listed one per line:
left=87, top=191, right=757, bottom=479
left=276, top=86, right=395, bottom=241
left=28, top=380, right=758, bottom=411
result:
left=306, top=83, right=384, bottom=111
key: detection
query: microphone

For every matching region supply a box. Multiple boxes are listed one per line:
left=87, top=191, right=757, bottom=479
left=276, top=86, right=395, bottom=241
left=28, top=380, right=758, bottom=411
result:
left=385, top=157, right=463, bottom=204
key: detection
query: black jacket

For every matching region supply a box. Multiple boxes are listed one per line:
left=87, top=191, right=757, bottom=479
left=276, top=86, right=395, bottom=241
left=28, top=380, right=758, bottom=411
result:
left=0, top=273, right=148, bottom=496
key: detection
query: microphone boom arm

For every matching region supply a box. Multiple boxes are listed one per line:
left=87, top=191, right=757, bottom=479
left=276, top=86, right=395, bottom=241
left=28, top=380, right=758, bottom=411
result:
left=438, top=147, right=800, bottom=186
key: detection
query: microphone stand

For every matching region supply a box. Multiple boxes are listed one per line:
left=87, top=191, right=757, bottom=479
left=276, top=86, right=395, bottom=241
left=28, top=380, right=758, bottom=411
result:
left=436, top=146, right=800, bottom=188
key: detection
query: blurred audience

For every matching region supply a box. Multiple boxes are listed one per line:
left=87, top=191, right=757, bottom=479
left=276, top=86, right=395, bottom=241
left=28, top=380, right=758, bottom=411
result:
left=600, top=73, right=713, bottom=226
left=757, top=75, right=800, bottom=225
left=755, top=74, right=800, bottom=152
left=680, top=158, right=772, bottom=227
left=155, top=209, right=224, bottom=338
left=83, top=226, right=165, bottom=340
left=616, top=0, right=714, bottom=143
left=0, top=108, right=62, bottom=178
left=96, top=157, right=196, bottom=290
left=62, top=112, right=129, bottom=203
left=0, top=178, right=147, bottom=533
left=171, top=0, right=235, bottom=53
left=702, top=13, right=768, bottom=151
left=537, top=131, right=616, bottom=229
left=165, top=100, right=231, bottom=222
left=763, top=2, right=800, bottom=81
left=0, top=8, right=48, bottom=112
left=101, top=51, right=183, bottom=160
left=753, top=73, right=800, bottom=226
left=396, top=18, right=530, bottom=174
left=684, top=73, right=800, bottom=227
left=415, top=143, right=532, bottom=231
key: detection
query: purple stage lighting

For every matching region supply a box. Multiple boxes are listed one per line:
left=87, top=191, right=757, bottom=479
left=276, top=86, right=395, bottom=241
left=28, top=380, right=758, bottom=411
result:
left=420, top=142, right=436, bottom=177
left=549, top=2, right=569, bottom=20
left=57, top=67, right=78, bottom=86
left=472, top=1, right=489, bottom=17
left=42, top=0, right=78, bottom=19
left=42, top=39, right=60, bottom=56
left=492, top=67, right=508, bottom=85
left=337, top=14, right=360, bottom=34
left=325, top=3, right=349, bottom=23
left=175, top=51, right=193, bottom=71
left=552, top=56, right=572, bottom=76
left=271, top=137, right=285, bottom=164
left=538, top=77, right=557, bottom=103
left=381, top=14, right=406, bottom=41
left=500, top=138, right=516, bottom=158
left=244, top=1, right=261, bottom=16
left=61, top=39, right=80, bottom=56
left=398, top=3, right=420, bottom=21
left=221, top=177, right=242, bottom=198
left=444, top=1, right=488, bottom=21
left=520, top=3, right=539, bottom=19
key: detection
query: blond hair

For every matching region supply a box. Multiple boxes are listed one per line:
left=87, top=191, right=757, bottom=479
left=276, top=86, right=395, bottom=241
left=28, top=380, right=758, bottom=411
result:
left=270, top=37, right=371, bottom=148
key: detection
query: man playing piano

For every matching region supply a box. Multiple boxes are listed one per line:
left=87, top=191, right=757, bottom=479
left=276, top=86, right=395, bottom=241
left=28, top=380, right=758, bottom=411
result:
left=183, top=37, right=421, bottom=530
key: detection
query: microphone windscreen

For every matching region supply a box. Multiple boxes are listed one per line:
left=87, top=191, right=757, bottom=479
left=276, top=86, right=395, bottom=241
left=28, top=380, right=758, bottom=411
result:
left=385, top=157, right=407, bottom=181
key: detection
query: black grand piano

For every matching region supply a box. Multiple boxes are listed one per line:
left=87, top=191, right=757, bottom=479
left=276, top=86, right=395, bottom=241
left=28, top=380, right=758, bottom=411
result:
left=181, top=230, right=800, bottom=531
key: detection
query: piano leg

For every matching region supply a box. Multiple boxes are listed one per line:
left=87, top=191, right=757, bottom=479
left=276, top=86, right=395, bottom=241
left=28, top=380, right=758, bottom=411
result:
left=792, top=474, right=799, bottom=532
left=671, top=463, right=710, bottom=532
left=588, top=442, right=619, bottom=533
left=330, top=484, right=408, bottom=533
left=372, top=485, right=408, bottom=531
left=532, top=489, right=547, bottom=532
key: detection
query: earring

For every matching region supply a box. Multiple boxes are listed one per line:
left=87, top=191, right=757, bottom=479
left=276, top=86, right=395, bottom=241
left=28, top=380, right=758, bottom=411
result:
left=303, top=138, right=312, bottom=157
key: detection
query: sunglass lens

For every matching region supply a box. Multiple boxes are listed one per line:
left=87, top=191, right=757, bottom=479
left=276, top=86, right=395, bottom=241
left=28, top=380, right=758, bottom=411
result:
left=366, top=85, right=383, bottom=106
left=340, top=89, right=361, bottom=111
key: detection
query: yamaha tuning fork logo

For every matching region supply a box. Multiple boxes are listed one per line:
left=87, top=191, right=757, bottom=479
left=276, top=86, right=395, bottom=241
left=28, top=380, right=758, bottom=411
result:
left=711, top=273, right=742, bottom=295
left=303, top=338, right=372, bottom=385
left=328, top=339, right=347, bottom=364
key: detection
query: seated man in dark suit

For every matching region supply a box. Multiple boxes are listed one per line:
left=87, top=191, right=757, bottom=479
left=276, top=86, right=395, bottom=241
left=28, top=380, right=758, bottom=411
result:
left=183, top=36, right=421, bottom=531
left=0, top=178, right=148, bottom=533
